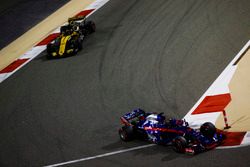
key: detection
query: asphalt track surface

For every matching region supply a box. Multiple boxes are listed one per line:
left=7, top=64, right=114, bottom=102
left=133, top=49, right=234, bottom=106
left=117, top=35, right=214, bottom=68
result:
left=0, top=0, right=250, bottom=166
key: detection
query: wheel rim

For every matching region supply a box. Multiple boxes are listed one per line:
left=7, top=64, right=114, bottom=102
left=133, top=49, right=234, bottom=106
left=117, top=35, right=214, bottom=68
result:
left=174, top=140, right=183, bottom=152
left=120, top=130, right=127, bottom=140
left=176, top=141, right=181, bottom=150
left=120, top=132, right=125, bottom=139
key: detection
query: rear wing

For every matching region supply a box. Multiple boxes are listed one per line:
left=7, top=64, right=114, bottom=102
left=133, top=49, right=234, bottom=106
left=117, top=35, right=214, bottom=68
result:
left=68, top=15, right=86, bottom=23
left=120, top=108, right=145, bottom=125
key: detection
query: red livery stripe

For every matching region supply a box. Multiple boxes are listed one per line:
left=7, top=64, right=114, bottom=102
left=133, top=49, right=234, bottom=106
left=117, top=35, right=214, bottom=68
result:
left=192, top=94, right=231, bottom=115
left=36, top=33, right=60, bottom=46
left=144, top=127, right=184, bottom=134
left=0, top=59, right=29, bottom=74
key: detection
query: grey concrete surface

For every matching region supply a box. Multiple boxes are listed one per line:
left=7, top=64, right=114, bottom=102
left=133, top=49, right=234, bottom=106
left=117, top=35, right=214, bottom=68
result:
left=0, top=0, right=250, bottom=166
left=0, top=0, right=68, bottom=49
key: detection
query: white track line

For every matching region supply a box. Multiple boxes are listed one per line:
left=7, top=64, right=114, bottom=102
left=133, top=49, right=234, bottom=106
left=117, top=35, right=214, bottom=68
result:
left=44, top=144, right=155, bottom=167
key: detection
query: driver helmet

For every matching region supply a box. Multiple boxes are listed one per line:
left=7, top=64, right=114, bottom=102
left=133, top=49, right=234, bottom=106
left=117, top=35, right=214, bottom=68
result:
left=169, top=118, right=184, bottom=126
left=156, top=113, right=166, bottom=123
left=146, top=113, right=165, bottom=124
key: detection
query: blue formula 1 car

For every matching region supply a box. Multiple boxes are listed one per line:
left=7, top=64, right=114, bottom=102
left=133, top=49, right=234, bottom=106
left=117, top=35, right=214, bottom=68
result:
left=119, top=108, right=225, bottom=154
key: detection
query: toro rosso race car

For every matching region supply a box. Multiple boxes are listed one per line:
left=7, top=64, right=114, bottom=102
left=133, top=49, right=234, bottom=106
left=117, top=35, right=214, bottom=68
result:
left=46, top=15, right=95, bottom=58
left=119, top=108, right=225, bottom=154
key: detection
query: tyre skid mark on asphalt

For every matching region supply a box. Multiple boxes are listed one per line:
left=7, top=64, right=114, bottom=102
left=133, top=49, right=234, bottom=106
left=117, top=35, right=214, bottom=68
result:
left=1, top=0, right=249, bottom=166
left=44, top=39, right=250, bottom=166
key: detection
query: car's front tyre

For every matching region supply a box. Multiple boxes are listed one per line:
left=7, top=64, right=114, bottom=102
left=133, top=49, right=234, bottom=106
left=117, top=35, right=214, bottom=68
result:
left=119, top=126, right=134, bottom=141
left=200, top=122, right=216, bottom=138
left=172, top=136, right=187, bottom=153
left=46, top=43, right=54, bottom=59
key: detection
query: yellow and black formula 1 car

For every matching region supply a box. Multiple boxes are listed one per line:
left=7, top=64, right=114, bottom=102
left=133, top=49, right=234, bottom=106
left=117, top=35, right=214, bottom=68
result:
left=47, top=15, right=96, bottom=58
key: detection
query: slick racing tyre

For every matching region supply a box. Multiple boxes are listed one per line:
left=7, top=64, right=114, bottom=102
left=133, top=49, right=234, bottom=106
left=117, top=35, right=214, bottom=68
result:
left=46, top=43, right=54, bottom=59
left=77, top=37, right=83, bottom=51
left=60, top=25, right=68, bottom=34
left=172, top=136, right=187, bottom=153
left=200, top=122, right=216, bottom=138
left=85, top=21, right=96, bottom=33
left=119, top=126, right=134, bottom=141
left=70, top=37, right=81, bottom=55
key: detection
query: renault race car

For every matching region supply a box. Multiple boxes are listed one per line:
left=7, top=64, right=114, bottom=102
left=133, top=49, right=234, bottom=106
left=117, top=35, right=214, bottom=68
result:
left=119, top=108, right=225, bottom=154
left=46, top=15, right=96, bottom=58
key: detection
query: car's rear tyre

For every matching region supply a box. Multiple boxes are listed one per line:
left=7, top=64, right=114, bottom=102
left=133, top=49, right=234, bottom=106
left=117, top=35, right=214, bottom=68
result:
left=46, top=44, right=54, bottom=59
left=77, top=38, right=83, bottom=51
left=69, top=38, right=80, bottom=55
left=200, top=122, right=216, bottom=138
left=172, top=136, right=187, bottom=153
left=85, top=21, right=96, bottom=33
left=60, top=25, right=68, bottom=34
left=119, top=126, right=134, bottom=141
